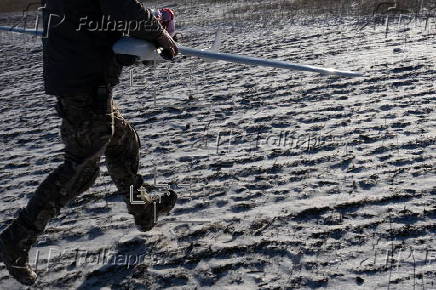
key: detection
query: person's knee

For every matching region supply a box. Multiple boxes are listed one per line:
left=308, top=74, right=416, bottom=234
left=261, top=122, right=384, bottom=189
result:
left=72, top=163, right=100, bottom=194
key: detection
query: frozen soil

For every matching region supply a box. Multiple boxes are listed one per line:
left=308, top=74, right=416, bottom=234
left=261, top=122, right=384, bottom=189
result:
left=0, top=2, right=435, bottom=289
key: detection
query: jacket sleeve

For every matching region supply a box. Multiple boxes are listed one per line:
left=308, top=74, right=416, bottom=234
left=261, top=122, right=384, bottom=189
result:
left=99, top=0, right=163, bottom=41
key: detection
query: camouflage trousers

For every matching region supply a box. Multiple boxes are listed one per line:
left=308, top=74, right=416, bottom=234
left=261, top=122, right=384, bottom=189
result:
left=16, top=87, right=143, bottom=237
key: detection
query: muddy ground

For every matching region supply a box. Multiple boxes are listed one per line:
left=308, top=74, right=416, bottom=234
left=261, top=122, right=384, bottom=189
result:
left=0, top=1, right=435, bottom=289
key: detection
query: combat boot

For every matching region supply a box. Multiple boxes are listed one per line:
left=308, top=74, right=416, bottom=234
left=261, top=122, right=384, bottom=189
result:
left=0, top=216, right=38, bottom=286
left=124, top=177, right=177, bottom=232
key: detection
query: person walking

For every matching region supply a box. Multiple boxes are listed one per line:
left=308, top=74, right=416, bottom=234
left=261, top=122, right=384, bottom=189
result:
left=0, top=0, right=178, bottom=285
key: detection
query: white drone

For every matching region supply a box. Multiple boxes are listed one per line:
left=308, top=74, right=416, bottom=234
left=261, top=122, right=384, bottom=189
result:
left=0, top=25, right=363, bottom=78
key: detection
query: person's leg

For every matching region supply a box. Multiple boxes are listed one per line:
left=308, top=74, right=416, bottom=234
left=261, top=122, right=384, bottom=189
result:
left=104, top=103, right=141, bottom=193
left=104, top=104, right=177, bottom=232
left=0, top=92, right=114, bottom=285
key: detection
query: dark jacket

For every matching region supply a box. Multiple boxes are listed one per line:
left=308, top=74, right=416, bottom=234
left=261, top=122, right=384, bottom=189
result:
left=42, top=0, right=163, bottom=96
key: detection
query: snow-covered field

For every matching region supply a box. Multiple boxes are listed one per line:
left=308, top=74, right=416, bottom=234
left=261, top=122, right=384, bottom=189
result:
left=0, top=1, right=435, bottom=289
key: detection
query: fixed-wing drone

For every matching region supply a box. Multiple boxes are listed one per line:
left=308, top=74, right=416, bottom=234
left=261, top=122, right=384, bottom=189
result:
left=0, top=25, right=363, bottom=78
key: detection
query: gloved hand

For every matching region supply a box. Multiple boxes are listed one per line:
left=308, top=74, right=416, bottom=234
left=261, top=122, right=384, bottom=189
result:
left=154, top=29, right=178, bottom=61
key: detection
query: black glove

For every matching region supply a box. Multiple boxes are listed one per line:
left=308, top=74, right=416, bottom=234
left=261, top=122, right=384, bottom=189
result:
left=153, top=30, right=178, bottom=61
